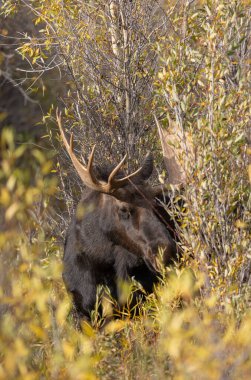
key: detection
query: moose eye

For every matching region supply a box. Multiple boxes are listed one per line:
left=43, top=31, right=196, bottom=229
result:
left=119, top=206, right=131, bottom=220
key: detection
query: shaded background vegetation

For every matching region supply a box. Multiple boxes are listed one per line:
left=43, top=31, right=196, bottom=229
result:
left=0, top=0, right=250, bottom=379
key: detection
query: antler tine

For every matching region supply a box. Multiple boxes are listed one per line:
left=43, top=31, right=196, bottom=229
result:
left=112, top=166, right=143, bottom=189
left=57, top=108, right=71, bottom=152
left=56, top=109, right=101, bottom=190
left=107, top=154, right=127, bottom=185
left=70, top=133, right=74, bottom=151
left=56, top=109, right=144, bottom=193
left=56, top=108, right=77, bottom=158
left=117, top=166, right=143, bottom=183
left=87, top=145, right=96, bottom=171
left=107, top=154, right=144, bottom=192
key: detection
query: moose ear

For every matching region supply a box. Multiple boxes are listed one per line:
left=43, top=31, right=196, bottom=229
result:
left=139, top=152, right=154, bottom=181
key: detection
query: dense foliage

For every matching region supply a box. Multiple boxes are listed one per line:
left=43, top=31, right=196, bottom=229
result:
left=0, top=1, right=250, bottom=379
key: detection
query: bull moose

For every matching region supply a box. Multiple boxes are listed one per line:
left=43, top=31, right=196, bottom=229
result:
left=56, top=111, right=178, bottom=322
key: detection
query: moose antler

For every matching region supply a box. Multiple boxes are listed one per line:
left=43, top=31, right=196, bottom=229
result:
left=56, top=109, right=143, bottom=193
left=154, top=114, right=190, bottom=185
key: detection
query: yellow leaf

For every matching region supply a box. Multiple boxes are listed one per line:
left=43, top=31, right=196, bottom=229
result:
left=62, top=341, right=75, bottom=360
left=104, top=319, right=127, bottom=334
left=32, top=149, right=46, bottom=164
left=0, top=188, right=10, bottom=206
left=5, top=202, right=20, bottom=221
left=56, top=302, right=71, bottom=325
left=29, top=324, right=47, bottom=339
left=14, top=145, right=26, bottom=158
left=82, top=321, right=96, bottom=338
left=235, top=219, right=247, bottom=229
left=6, top=175, right=16, bottom=192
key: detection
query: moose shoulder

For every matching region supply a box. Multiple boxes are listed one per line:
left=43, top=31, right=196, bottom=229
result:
left=57, top=111, right=178, bottom=322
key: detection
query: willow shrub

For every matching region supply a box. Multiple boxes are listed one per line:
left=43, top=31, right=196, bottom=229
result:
left=0, top=129, right=97, bottom=379
left=155, top=0, right=251, bottom=294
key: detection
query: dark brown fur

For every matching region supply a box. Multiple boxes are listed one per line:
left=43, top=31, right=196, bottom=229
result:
left=63, top=156, right=177, bottom=321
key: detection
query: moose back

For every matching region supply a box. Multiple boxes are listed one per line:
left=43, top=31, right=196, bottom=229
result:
left=57, top=111, right=178, bottom=321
